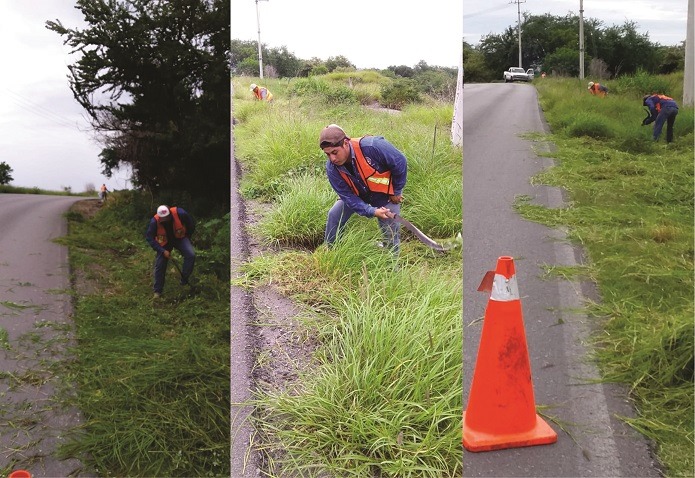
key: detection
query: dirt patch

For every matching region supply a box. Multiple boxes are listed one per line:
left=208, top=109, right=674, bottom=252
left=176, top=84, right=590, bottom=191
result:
left=242, top=197, right=320, bottom=474
left=70, top=198, right=102, bottom=221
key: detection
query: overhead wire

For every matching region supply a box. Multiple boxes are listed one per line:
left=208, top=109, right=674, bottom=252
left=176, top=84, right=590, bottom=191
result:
left=1, top=87, right=89, bottom=131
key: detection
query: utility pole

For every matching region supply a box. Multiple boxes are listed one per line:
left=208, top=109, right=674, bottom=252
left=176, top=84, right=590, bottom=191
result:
left=255, top=0, right=268, bottom=79
left=510, top=0, right=526, bottom=68
left=685, top=0, right=694, bottom=106
left=579, top=0, right=585, bottom=79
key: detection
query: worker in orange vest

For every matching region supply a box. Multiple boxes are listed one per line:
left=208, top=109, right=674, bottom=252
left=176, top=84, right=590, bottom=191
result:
left=145, top=205, right=196, bottom=298
left=642, top=94, right=679, bottom=143
left=250, top=83, right=273, bottom=102
left=587, top=81, right=609, bottom=97
left=320, top=124, right=407, bottom=255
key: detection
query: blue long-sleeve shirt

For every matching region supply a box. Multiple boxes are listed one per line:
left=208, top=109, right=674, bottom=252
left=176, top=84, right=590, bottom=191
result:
left=145, top=207, right=195, bottom=253
left=325, top=136, right=407, bottom=217
left=643, top=95, right=678, bottom=124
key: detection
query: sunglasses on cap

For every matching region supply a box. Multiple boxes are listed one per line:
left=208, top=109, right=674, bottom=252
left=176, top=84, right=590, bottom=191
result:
left=320, top=137, right=346, bottom=149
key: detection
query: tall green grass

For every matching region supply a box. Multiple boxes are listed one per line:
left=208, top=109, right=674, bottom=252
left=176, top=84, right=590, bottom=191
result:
left=525, top=74, right=694, bottom=477
left=56, top=192, right=230, bottom=476
left=233, top=74, right=462, bottom=476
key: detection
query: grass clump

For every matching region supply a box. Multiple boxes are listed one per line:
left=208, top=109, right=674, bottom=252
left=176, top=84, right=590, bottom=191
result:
left=57, top=191, right=230, bottom=476
left=233, top=75, right=462, bottom=476
left=528, top=74, right=694, bottom=477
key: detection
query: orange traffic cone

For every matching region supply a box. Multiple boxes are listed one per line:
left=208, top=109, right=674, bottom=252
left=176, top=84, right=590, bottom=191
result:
left=462, top=256, right=557, bottom=452
left=8, top=470, right=32, bottom=478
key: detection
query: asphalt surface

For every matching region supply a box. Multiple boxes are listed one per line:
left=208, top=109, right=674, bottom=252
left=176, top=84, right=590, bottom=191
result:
left=462, top=83, right=661, bottom=477
left=0, top=193, right=86, bottom=476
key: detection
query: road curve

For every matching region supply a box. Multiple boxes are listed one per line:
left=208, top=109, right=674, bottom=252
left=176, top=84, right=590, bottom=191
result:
left=0, top=193, right=87, bottom=476
left=462, top=83, right=661, bottom=477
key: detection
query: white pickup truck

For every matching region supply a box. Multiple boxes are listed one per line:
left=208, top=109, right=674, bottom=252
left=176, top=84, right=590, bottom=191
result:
left=503, top=67, right=531, bottom=82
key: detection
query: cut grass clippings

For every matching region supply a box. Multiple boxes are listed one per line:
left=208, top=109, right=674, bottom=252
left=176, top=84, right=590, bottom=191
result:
left=520, top=75, right=694, bottom=477
left=56, top=193, right=230, bottom=476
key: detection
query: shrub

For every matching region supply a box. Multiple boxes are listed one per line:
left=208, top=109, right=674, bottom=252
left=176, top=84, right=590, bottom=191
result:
left=290, top=77, right=358, bottom=105
left=565, top=112, right=614, bottom=139
left=380, top=78, right=421, bottom=109
left=613, top=70, right=671, bottom=97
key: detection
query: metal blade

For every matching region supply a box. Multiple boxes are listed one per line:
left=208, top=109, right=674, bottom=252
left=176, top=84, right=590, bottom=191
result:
left=391, top=214, right=456, bottom=252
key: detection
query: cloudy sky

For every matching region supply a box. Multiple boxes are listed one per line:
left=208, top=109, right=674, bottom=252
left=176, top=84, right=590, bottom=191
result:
left=463, top=0, right=688, bottom=46
left=1, top=1, right=687, bottom=191
left=230, top=0, right=465, bottom=69
left=0, top=1, right=129, bottom=192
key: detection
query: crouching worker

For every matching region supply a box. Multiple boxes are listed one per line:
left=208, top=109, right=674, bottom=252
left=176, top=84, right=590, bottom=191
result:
left=642, top=93, right=679, bottom=143
left=250, top=83, right=273, bottom=102
left=588, top=81, right=608, bottom=97
left=145, top=205, right=196, bottom=299
left=320, top=124, right=407, bottom=255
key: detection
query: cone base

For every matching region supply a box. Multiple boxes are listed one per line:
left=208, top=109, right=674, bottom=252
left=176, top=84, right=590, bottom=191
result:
left=462, top=411, right=558, bottom=452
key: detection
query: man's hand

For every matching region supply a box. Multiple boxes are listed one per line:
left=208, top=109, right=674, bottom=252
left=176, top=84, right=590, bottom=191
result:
left=163, top=250, right=171, bottom=259
left=374, top=207, right=396, bottom=220
left=389, top=195, right=404, bottom=204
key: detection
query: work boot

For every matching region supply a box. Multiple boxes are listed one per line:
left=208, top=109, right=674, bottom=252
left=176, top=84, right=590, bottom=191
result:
left=153, top=292, right=162, bottom=299
left=180, top=277, right=189, bottom=286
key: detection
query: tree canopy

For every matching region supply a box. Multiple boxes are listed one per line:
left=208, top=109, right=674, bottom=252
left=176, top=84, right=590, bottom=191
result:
left=47, top=0, right=230, bottom=213
left=464, top=13, right=685, bottom=82
left=0, top=162, right=13, bottom=185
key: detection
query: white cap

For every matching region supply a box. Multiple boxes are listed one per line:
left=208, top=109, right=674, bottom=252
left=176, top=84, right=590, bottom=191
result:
left=250, top=83, right=257, bottom=91
left=588, top=81, right=594, bottom=88
left=156, top=205, right=170, bottom=218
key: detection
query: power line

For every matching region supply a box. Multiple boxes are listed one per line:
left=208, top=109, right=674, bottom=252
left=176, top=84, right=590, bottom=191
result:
left=1, top=88, right=87, bottom=131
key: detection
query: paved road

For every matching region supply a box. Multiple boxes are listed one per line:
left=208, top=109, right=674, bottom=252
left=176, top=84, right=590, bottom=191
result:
left=462, top=83, right=661, bottom=477
left=0, top=193, right=86, bottom=476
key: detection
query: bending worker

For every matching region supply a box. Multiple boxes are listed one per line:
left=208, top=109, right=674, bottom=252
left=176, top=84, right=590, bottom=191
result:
left=320, top=124, right=407, bottom=255
left=145, top=205, right=196, bottom=298
left=250, top=83, right=273, bottom=102
left=588, top=81, right=609, bottom=97
left=642, top=93, right=679, bottom=143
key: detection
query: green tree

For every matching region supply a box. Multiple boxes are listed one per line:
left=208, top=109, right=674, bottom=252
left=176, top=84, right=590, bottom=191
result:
left=266, top=45, right=303, bottom=77
left=656, top=43, right=685, bottom=74
left=593, top=21, right=658, bottom=76
left=326, top=55, right=355, bottom=72
left=543, top=46, right=582, bottom=76
left=47, top=0, right=230, bottom=213
left=0, top=161, right=13, bottom=185
left=478, top=27, right=518, bottom=76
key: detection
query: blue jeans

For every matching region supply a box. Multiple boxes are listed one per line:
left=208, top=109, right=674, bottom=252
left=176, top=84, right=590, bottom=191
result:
left=153, top=237, right=195, bottom=293
left=324, top=200, right=401, bottom=254
left=653, top=106, right=678, bottom=142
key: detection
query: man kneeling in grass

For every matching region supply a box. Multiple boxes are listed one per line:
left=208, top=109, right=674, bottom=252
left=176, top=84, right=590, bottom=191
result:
left=320, top=124, right=407, bottom=255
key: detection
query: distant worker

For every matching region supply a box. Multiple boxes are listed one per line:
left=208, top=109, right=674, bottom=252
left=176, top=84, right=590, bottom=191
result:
left=588, top=81, right=609, bottom=97
left=250, top=83, right=273, bottom=102
left=98, top=183, right=109, bottom=203
left=319, top=124, right=407, bottom=255
left=541, top=72, right=547, bottom=78
left=145, top=205, right=196, bottom=299
left=642, top=94, right=679, bottom=143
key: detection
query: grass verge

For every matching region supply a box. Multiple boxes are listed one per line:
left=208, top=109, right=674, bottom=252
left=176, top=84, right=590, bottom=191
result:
left=522, top=74, right=694, bottom=477
left=233, top=73, right=463, bottom=477
left=55, top=192, right=230, bottom=476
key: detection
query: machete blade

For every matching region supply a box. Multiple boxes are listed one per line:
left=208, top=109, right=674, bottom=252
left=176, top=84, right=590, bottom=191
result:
left=391, top=214, right=457, bottom=252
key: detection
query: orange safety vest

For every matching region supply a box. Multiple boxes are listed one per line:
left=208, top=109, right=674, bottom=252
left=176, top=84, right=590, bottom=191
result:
left=653, top=94, right=673, bottom=113
left=338, top=137, right=395, bottom=196
left=154, top=207, right=186, bottom=247
left=253, top=87, right=273, bottom=101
